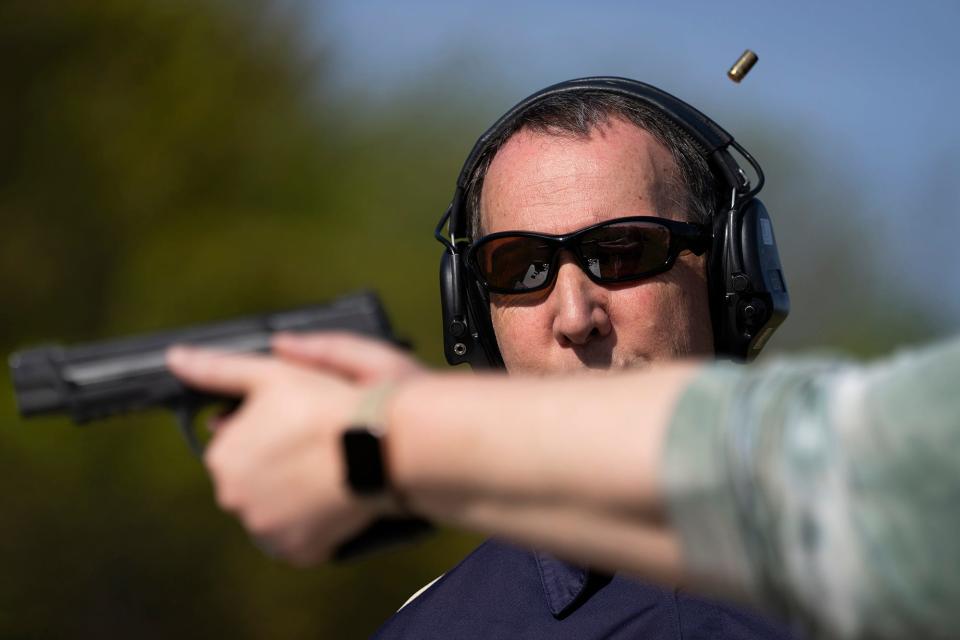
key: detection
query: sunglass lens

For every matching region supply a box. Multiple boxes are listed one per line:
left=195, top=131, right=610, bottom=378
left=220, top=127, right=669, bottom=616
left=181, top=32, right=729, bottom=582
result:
left=476, top=236, right=555, bottom=291
left=578, top=221, right=671, bottom=280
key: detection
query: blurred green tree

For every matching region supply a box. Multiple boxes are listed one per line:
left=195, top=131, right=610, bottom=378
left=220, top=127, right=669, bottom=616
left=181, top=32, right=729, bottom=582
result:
left=1, top=0, right=331, bottom=339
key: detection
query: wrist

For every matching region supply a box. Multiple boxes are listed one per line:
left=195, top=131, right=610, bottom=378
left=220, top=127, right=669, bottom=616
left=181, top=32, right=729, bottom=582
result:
left=342, top=380, right=421, bottom=518
left=384, top=374, right=488, bottom=524
left=379, top=375, right=443, bottom=517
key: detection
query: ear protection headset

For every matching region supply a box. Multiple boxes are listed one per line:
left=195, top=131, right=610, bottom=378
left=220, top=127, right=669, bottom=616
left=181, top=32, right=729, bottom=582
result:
left=436, top=77, right=789, bottom=368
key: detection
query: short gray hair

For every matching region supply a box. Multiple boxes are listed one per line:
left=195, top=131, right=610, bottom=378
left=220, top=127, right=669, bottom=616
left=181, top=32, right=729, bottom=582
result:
left=465, top=91, right=721, bottom=238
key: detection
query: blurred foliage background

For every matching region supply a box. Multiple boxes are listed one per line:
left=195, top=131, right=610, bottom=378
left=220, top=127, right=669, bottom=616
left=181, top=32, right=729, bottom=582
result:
left=0, top=0, right=953, bottom=637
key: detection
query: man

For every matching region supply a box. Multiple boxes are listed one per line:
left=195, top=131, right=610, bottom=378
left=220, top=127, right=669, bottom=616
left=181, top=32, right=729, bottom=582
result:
left=366, top=83, right=791, bottom=639
left=172, top=78, right=795, bottom=638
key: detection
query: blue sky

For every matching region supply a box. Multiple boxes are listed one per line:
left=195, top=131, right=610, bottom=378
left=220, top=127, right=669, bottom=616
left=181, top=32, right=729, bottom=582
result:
left=311, top=1, right=960, bottom=325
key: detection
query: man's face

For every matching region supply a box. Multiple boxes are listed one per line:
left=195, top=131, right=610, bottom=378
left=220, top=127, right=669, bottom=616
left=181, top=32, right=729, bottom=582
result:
left=479, top=117, right=714, bottom=374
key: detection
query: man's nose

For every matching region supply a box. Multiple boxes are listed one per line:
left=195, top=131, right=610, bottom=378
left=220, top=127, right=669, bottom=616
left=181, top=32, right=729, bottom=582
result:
left=550, top=253, right=612, bottom=347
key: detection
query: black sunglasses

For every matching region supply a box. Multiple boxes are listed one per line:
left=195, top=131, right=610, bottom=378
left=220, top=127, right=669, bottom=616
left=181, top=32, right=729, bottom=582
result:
left=466, top=216, right=712, bottom=294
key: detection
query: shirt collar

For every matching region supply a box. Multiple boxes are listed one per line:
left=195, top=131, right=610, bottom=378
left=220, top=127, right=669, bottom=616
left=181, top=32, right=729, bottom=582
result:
left=534, top=550, right=594, bottom=618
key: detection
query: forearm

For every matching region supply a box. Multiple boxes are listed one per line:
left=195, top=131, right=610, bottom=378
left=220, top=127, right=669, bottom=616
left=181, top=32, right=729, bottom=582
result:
left=385, top=366, right=700, bottom=579
left=381, top=337, right=960, bottom=639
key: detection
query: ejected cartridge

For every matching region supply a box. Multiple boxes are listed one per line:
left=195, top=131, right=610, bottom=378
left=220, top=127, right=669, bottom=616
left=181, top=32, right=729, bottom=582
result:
left=728, top=50, right=758, bottom=83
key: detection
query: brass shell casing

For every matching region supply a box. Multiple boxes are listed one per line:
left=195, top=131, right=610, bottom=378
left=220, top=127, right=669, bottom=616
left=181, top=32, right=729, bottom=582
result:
left=728, top=50, right=758, bottom=83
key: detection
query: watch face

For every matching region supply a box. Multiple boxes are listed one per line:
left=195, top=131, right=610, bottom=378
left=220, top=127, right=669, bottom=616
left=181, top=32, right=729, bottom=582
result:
left=342, top=427, right=386, bottom=494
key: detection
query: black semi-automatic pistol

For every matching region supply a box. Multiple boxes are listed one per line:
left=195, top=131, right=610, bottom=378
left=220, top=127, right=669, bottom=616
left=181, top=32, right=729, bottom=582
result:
left=9, top=291, right=396, bottom=454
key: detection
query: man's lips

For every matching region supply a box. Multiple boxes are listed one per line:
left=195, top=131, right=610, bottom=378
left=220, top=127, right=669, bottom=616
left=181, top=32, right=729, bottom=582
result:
left=558, top=345, right=651, bottom=372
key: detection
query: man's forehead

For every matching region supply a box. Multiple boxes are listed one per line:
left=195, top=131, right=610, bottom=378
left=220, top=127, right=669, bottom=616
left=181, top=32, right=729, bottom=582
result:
left=479, top=118, right=684, bottom=235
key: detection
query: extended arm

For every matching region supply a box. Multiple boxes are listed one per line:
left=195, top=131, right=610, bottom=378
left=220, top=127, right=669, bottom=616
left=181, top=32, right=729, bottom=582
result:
left=168, top=333, right=960, bottom=639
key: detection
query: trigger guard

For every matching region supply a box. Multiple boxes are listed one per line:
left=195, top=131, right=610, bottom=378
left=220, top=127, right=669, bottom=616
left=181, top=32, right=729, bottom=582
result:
left=174, top=403, right=204, bottom=457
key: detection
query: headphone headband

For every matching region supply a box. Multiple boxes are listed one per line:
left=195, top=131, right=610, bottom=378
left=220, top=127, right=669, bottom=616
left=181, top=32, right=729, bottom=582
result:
left=456, top=77, right=734, bottom=192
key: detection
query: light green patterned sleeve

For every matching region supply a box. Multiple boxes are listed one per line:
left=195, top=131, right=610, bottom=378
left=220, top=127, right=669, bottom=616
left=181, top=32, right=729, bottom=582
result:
left=663, top=337, right=960, bottom=639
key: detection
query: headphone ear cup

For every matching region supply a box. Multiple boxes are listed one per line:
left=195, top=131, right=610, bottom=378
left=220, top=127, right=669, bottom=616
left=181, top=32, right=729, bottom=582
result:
left=439, top=251, right=471, bottom=365
left=438, top=250, right=506, bottom=368
left=736, top=199, right=789, bottom=355
left=710, top=198, right=790, bottom=360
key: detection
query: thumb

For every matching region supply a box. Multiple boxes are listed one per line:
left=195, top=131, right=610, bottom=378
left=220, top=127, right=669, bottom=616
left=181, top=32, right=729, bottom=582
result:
left=167, top=346, right=274, bottom=395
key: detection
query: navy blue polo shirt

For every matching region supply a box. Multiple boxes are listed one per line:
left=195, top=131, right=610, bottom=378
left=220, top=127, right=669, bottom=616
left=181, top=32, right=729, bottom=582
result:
left=372, top=540, right=797, bottom=639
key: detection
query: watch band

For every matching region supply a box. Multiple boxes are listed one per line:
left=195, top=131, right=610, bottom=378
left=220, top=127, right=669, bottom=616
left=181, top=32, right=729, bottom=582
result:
left=342, top=382, right=396, bottom=496
left=335, top=381, right=435, bottom=559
